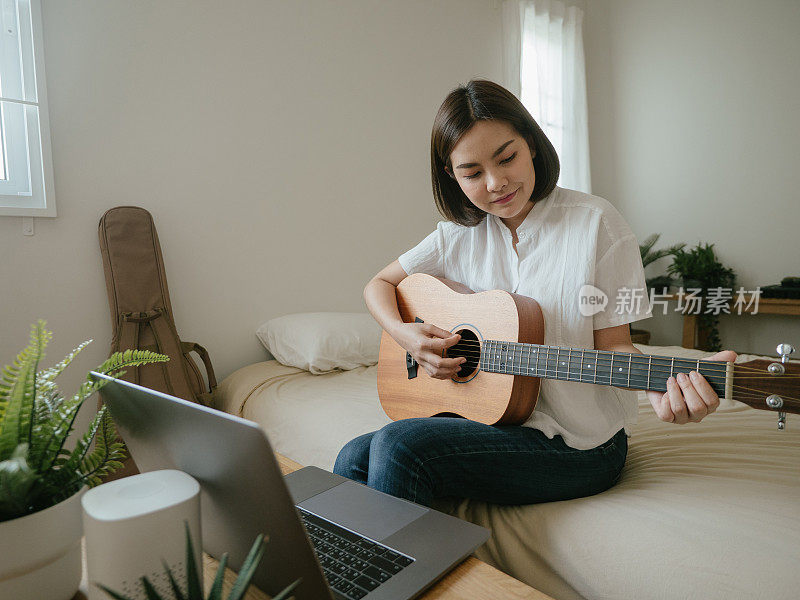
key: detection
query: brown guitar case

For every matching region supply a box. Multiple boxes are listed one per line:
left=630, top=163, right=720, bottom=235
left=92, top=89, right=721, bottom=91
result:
left=98, top=206, right=218, bottom=478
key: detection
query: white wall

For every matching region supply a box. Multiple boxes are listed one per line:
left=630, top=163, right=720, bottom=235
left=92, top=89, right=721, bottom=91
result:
left=0, top=0, right=503, bottom=431
left=584, top=0, right=800, bottom=355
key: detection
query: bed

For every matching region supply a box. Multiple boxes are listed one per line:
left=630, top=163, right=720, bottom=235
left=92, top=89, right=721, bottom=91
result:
left=214, top=340, right=800, bottom=600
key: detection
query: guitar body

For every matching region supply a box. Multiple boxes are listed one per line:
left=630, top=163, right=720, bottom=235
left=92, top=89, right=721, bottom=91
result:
left=377, top=273, right=545, bottom=425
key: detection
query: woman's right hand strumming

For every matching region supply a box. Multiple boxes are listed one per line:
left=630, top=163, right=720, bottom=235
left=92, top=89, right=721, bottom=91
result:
left=365, top=260, right=466, bottom=380
left=390, top=321, right=466, bottom=380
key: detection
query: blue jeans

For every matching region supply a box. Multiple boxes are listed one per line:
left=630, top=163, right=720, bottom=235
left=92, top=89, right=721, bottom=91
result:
left=333, top=418, right=627, bottom=507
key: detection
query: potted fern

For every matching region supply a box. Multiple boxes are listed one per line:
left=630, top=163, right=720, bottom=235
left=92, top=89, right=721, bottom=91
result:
left=0, top=321, right=168, bottom=600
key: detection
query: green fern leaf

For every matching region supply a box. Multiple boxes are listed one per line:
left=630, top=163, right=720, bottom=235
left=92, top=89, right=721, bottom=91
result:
left=29, top=394, right=80, bottom=474
left=0, top=356, right=31, bottom=461
left=70, top=408, right=126, bottom=490
left=95, top=349, right=170, bottom=378
left=31, top=392, right=95, bottom=477
left=35, top=339, right=90, bottom=406
left=32, top=407, right=118, bottom=508
left=33, top=393, right=90, bottom=474
left=22, top=322, right=49, bottom=447
left=32, top=389, right=64, bottom=437
left=0, top=323, right=44, bottom=461
left=0, top=362, right=22, bottom=423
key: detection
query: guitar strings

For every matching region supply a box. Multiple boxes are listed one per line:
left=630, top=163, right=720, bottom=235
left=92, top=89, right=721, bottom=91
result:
left=415, top=344, right=799, bottom=401
left=440, top=339, right=796, bottom=377
left=442, top=343, right=729, bottom=373
left=386, top=317, right=797, bottom=398
left=389, top=300, right=796, bottom=377
left=439, top=347, right=800, bottom=387
left=439, top=358, right=799, bottom=403
left=443, top=346, right=800, bottom=379
left=464, top=352, right=800, bottom=398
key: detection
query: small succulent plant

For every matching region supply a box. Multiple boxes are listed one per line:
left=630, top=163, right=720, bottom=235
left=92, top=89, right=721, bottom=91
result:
left=96, top=521, right=302, bottom=600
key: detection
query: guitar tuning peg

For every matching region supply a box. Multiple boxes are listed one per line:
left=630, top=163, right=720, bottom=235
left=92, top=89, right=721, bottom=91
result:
left=776, top=343, right=795, bottom=364
left=772, top=344, right=792, bottom=430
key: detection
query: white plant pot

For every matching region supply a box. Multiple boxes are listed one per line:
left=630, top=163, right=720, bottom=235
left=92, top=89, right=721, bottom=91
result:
left=0, top=488, right=85, bottom=600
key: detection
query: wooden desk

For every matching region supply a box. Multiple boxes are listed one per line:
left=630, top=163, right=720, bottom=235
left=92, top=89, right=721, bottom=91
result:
left=662, top=294, right=800, bottom=349
left=77, top=453, right=553, bottom=600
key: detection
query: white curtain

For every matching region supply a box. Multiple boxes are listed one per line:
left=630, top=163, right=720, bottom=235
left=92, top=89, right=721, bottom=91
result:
left=502, top=0, right=591, bottom=194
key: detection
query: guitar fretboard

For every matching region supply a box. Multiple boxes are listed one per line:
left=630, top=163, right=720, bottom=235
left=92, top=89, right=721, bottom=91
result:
left=478, top=340, right=728, bottom=397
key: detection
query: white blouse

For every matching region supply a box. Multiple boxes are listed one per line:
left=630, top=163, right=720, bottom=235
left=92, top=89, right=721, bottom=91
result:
left=397, top=186, right=653, bottom=450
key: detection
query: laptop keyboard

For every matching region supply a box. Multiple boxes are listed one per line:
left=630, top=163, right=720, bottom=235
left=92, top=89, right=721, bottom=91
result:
left=298, top=507, right=415, bottom=599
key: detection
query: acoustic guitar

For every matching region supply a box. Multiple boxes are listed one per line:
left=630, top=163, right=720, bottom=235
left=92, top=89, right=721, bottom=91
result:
left=377, top=274, right=800, bottom=428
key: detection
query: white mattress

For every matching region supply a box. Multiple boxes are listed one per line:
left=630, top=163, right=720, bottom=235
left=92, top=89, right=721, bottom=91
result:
left=215, top=344, right=800, bottom=600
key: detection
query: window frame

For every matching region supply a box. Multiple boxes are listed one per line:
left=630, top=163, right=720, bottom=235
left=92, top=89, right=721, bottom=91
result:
left=0, top=0, right=56, bottom=217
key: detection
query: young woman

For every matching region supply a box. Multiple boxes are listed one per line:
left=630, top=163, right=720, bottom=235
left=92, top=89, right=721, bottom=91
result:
left=333, top=79, right=736, bottom=507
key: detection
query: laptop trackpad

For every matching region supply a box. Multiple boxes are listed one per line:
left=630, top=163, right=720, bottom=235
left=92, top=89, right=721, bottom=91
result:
left=298, top=481, right=428, bottom=541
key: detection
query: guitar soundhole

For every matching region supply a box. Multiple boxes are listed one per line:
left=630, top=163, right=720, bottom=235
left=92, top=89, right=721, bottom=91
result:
left=446, top=328, right=481, bottom=378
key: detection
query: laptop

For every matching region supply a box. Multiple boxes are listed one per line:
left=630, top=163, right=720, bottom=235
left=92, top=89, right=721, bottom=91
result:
left=94, top=373, right=490, bottom=600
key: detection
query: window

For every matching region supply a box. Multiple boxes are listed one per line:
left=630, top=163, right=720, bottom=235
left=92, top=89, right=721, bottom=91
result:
left=0, top=0, right=55, bottom=217
left=516, top=0, right=591, bottom=193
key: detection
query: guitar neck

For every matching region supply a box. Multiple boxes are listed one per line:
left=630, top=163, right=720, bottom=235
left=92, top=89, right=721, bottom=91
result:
left=478, top=340, right=731, bottom=398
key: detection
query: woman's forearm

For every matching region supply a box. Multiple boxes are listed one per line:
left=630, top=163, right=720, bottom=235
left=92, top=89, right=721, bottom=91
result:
left=364, top=277, right=405, bottom=336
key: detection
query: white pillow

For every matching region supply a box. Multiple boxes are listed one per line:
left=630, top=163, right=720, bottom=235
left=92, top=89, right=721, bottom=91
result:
left=255, top=312, right=383, bottom=374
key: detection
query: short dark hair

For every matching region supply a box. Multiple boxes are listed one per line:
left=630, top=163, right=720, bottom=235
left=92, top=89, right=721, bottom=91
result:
left=430, top=79, right=560, bottom=226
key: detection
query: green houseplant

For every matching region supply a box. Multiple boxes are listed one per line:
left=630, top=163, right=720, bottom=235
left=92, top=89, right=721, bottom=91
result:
left=632, top=234, right=686, bottom=345
left=0, top=320, right=168, bottom=599
left=667, top=243, right=737, bottom=351
left=96, top=522, right=301, bottom=600
left=639, top=233, right=685, bottom=292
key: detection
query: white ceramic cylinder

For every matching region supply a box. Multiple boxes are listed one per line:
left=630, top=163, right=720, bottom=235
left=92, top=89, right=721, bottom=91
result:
left=82, top=470, right=202, bottom=600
